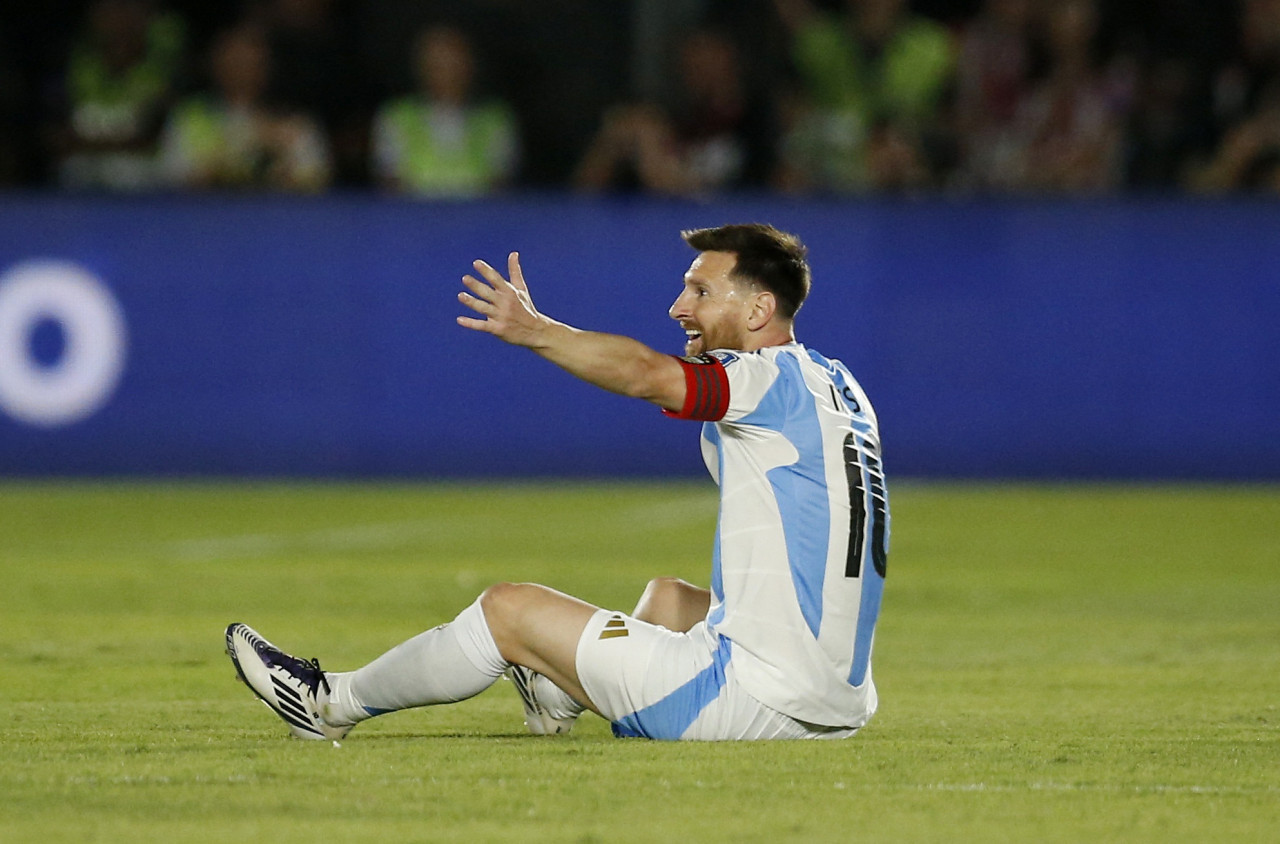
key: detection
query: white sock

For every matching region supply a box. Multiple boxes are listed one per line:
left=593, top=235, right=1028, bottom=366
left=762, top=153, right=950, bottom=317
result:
left=322, top=599, right=508, bottom=726
left=532, top=672, right=587, bottom=721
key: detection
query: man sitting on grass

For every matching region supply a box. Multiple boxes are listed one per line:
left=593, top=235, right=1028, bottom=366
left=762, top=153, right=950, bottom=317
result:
left=226, top=222, right=889, bottom=741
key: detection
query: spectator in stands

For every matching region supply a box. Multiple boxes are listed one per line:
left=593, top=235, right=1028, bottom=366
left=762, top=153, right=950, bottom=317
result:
left=157, top=23, right=331, bottom=192
left=1209, top=0, right=1280, bottom=134
left=1189, top=0, right=1280, bottom=193
left=251, top=0, right=367, bottom=186
left=1122, top=56, right=1212, bottom=189
left=951, top=0, right=1039, bottom=190
left=1007, top=0, right=1133, bottom=193
left=1189, top=82, right=1280, bottom=192
left=0, top=21, right=26, bottom=186
left=573, top=28, right=777, bottom=195
left=769, top=0, right=955, bottom=193
left=371, top=24, right=519, bottom=197
left=47, top=0, right=185, bottom=191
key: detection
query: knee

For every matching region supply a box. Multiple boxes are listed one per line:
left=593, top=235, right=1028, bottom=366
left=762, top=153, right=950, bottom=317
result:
left=641, top=577, right=691, bottom=603
left=634, top=577, right=696, bottom=627
left=635, top=577, right=711, bottom=632
left=479, top=582, right=529, bottom=636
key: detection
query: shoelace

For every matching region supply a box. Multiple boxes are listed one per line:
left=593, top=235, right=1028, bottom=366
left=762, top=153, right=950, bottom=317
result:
left=255, top=636, right=332, bottom=698
left=305, top=657, right=331, bottom=696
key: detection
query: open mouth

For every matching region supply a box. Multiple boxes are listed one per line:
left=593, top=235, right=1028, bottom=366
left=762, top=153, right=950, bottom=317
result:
left=683, top=327, right=703, bottom=354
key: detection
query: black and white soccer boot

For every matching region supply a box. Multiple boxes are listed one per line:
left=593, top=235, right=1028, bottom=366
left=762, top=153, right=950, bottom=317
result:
left=225, top=623, right=351, bottom=741
left=505, top=665, right=578, bottom=736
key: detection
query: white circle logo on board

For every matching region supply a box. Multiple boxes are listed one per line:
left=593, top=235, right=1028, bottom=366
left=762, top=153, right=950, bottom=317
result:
left=0, top=260, right=127, bottom=427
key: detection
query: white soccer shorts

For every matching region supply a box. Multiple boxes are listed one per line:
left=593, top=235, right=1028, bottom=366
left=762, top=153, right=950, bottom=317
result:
left=574, top=608, right=857, bottom=741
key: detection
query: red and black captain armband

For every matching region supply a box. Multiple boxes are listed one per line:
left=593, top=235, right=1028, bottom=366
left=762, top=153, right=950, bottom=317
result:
left=664, top=354, right=730, bottom=421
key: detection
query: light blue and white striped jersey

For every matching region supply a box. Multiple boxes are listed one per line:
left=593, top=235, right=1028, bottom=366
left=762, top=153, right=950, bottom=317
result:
left=692, top=343, right=888, bottom=728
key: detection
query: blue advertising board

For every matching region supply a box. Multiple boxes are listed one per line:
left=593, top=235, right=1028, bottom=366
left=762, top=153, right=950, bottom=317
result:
left=0, top=195, right=1277, bottom=479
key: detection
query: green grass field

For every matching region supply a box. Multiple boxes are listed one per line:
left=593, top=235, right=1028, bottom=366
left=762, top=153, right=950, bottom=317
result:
left=2, top=480, right=1277, bottom=842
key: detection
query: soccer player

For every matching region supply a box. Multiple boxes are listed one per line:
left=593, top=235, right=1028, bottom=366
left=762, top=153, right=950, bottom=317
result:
left=226, top=223, right=889, bottom=741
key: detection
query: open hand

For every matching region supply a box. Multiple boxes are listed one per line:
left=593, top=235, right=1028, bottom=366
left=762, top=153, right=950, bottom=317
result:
left=457, top=252, right=549, bottom=347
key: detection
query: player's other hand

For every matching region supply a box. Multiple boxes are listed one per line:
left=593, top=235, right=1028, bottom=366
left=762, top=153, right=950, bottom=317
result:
left=457, top=252, right=550, bottom=347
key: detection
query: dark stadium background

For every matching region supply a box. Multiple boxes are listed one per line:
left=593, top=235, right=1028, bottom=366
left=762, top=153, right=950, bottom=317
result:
left=1, top=1, right=1277, bottom=480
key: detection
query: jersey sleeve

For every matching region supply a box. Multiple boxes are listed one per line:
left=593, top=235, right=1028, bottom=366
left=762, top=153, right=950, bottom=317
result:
left=714, top=350, right=783, bottom=424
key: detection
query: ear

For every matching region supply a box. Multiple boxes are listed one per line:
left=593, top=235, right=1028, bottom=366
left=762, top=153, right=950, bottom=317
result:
left=746, top=289, right=777, bottom=331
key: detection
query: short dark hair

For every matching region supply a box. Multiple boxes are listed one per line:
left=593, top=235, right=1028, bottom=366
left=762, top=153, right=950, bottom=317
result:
left=681, top=223, right=811, bottom=319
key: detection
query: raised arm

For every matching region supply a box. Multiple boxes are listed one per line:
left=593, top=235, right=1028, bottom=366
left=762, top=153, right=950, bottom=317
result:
left=457, top=252, right=688, bottom=411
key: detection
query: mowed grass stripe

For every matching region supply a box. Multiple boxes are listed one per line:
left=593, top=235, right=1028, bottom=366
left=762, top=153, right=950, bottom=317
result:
left=1, top=481, right=1277, bottom=843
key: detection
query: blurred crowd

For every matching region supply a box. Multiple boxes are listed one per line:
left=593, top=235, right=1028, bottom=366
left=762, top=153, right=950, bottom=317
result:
left=2, top=0, right=1278, bottom=196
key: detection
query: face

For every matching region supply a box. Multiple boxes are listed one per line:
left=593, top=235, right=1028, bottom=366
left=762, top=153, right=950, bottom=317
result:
left=92, top=0, right=148, bottom=70
left=669, top=251, right=757, bottom=356
left=213, top=30, right=269, bottom=102
left=680, top=32, right=737, bottom=99
left=417, top=27, right=474, bottom=105
left=1048, top=0, right=1096, bottom=56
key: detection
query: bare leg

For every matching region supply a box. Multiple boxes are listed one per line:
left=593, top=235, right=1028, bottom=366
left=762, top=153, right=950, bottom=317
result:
left=632, top=577, right=711, bottom=633
left=482, top=578, right=710, bottom=725
left=479, top=582, right=602, bottom=715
